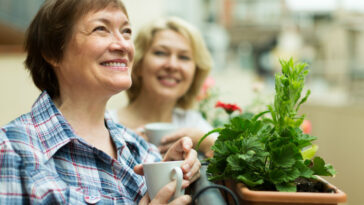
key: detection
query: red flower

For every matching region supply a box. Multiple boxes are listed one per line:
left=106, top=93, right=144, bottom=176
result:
left=301, top=120, right=312, bottom=134
left=215, top=101, right=242, bottom=114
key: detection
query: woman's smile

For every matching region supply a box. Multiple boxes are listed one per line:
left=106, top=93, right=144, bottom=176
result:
left=100, top=58, right=129, bottom=71
left=157, top=75, right=181, bottom=87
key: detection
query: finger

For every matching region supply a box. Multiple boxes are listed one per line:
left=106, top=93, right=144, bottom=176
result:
left=185, top=157, right=201, bottom=180
left=170, top=137, right=193, bottom=154
left=205, top=150, right=214, bottom=158
left=163, top=139, right=185, bottom=161
left=138, top=194, right=150, bottom=205
left=181, top=137, right=193, bottom=153
left=186, top=160, right=201, bottom=182
left=169, top=195, right=192, bottom=205
left=163, top=137, right=193, bottom=162
left=181, top=179, right=190, bottom=189
left=151, top=180, right=177, bottom=204
left=189, top=170, right=201, bottom=184
left=181, top=148, right=197, bottom=174
left=133, top=164, right=144, bottom=176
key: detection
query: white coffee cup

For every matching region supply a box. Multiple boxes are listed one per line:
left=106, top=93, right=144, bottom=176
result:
left=143, top=160, right=184, bottom=200
left=144, top=122, right=177, bottom=146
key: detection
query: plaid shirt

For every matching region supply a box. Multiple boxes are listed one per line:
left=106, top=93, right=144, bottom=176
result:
left=0, top=92, right=162, bottom=204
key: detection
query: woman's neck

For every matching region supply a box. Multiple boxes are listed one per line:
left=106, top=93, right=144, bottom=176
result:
left=55, top=92, right=117, bottom=159
left=54, top=92, right=108, bottom=137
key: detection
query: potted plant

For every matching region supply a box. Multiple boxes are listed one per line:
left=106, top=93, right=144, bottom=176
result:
left=197, top=58, right=346, bottom=204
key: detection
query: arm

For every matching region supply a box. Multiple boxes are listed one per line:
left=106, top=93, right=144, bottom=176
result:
left=159, top=127, right=216, bottom=157
left=160, top=110, right=217, bottom=157
left=0, top=130, right=84, bottom=205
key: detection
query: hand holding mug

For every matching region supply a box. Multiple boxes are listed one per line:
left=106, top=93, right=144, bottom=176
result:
left=138, top=180, right=192, bottom=205
left=135, top=160, right=192, bottom=204
left=134, top=137, right=201, bottom=203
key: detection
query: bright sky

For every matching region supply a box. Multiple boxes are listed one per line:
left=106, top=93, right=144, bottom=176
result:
left=286, top=0, right=364, bottom=12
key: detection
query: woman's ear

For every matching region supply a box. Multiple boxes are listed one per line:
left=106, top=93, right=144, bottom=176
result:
left=42, top=53, right=59, bottom=68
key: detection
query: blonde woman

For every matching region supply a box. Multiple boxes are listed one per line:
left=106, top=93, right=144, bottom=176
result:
left=111, top=17, right=216, bottom=156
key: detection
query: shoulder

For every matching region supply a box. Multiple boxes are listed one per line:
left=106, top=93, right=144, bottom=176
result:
left=1, top=113, right=44, bottom=161
left=0, top=115, right=33, bottom=172
left=2, top=113, right=39, bottom=146
left=173, top=108, right=205, bottom=120
left=173, top=108, right=213, bottom=131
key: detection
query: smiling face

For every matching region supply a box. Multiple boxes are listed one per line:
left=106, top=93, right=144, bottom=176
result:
left=138, top=29, right=196, bottom=102
left=54, top=5, right=134, bottom=99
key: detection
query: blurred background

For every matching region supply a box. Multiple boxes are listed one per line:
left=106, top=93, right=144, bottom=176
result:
left=0, top=0, right=363, bottom=204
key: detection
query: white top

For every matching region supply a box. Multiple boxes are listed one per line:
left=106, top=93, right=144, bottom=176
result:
left=108, top=108, right=213, bottom=132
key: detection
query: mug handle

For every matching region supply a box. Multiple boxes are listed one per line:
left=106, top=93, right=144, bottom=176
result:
left=171, top=167, right=183, bottom=198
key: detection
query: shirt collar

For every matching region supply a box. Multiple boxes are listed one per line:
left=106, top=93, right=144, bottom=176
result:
left=104, top=111, right=140, bottom=150
left=31, top=91, right=138, bottom=161
left=30, top=91, right=79, bottom=160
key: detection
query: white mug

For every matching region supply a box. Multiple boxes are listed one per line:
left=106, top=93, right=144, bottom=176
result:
left=143, top=160, right=184, bottom=200
left=144, top=122, right=177, bottom=146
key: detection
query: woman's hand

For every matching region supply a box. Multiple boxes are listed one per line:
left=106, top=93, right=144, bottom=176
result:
left=134, top=137, right=200, bottom=204
left=159, top=128, right=216, bottom=157
left=159, top=128, right=203, bottom=154
left=163, top=137, right=201, bottom=184
left=138, top=181, right=192, bottom=205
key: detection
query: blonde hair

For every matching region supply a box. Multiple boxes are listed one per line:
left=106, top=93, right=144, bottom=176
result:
left=127, top=16, right=213, bottom=109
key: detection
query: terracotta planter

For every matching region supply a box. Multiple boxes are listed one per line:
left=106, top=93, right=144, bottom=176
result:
left=232, top=177, right=347, bottom=205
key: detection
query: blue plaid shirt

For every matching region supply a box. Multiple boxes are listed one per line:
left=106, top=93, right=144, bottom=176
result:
left=0, top=92, right=162, bottom=204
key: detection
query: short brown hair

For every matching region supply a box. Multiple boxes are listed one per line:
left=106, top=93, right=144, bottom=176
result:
left=127, top=17, right=213, bottom=109
left=24, top=0, right=128, bottom=99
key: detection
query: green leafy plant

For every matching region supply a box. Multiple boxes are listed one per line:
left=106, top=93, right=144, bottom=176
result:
left=197, top=58, right=336, bottom=192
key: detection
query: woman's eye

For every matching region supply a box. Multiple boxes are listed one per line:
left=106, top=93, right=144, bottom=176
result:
left=93, top=26, right=107, bottom=32
left=179, top=55, right=191, bottom=61
left=122, top=28, right=132, bottom=35
left=154, top=51, right=167, bottom=56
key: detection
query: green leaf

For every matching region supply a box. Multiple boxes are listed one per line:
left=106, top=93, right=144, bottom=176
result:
left=237, top=174, right=264, bottom=187
left=296, top=90, right=311, bottom=112
left=196, top=128, right=222, bottom=150
left=269, top=167, right=300, bottom=184
left=271, top=143, right=302, bottom=168
left=276, top=183, right=297, bottom=192
left=311, top=157, right=336, bottom=176
left=301, top=144, right=318, bottom=160
left=227, top=154, right=245, bottom=171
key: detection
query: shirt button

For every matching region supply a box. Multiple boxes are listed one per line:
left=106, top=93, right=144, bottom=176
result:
left=84, top=195, right=101, bottom=204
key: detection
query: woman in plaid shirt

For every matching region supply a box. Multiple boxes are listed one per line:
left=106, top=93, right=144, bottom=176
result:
left=0, top=0, right=200, bottom=204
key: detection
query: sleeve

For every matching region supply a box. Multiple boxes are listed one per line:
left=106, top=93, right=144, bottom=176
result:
left=0, top=129, right=85, bottom=205
left=183, top=110, right=219, bottom=140
left=185, top=110, right=214, bottom=132
left=0, top=130, right=24, bottom=204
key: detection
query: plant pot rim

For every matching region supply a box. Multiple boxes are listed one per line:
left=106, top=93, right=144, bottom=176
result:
left=235, top=177, right=347, bottom=204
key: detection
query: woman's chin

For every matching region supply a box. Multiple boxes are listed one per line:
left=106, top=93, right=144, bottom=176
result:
left=106, top=82, right=132, bottom=95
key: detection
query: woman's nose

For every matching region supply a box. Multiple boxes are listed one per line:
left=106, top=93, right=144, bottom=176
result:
left=109, top=34, right=132, bottom=54
left=165, top=55, right=179, bottom=70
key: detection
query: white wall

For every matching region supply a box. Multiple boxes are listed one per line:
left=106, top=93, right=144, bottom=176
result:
left=0, top=54, right=40, bottom=126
